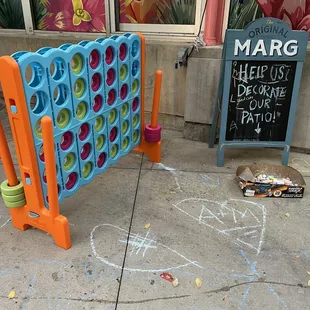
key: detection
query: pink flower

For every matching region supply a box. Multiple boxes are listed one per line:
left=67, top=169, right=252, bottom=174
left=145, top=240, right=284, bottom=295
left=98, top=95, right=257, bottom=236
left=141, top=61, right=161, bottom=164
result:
left=256, top=0, right=310, bottom=32
left=41, top=0, right=105, bottom=32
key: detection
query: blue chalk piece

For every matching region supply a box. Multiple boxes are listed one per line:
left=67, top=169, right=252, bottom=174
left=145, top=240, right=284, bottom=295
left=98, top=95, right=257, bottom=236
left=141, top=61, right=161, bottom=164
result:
left=25, top=177, right=32, bottom=185
left=13, top=33, right=141, bottom=208
left=10, top=105, right=17, bottom=114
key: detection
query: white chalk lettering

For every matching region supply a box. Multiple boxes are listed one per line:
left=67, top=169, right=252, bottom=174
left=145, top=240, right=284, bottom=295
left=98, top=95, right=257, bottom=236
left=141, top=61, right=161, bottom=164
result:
left=238, top=84, right=287, bottom=99
left=265, top=112, right=273, bottom=122
left=249, top=98, right=271, bottom=110
left=230, top=120, right=238, bottom=131
left=241, top=111, right=276, bottom=124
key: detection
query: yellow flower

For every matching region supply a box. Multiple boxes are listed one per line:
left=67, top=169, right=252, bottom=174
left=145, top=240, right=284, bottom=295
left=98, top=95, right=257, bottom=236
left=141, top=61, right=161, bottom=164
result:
left=72, top=0, right=92, bottom=26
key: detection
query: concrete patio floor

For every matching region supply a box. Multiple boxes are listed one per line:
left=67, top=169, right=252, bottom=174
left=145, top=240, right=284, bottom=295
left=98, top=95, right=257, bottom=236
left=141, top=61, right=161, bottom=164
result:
left=0, top=109, right=310, bottom=310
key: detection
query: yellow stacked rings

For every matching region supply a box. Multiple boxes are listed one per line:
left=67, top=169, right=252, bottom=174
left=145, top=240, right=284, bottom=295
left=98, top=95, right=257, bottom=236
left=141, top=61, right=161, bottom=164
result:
left=1, top=178, right=26, bottom=208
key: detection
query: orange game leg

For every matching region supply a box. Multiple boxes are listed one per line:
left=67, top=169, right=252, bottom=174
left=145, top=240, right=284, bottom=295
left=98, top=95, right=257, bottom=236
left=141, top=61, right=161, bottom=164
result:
left=0, top=56, right=71, bottom=249
left=135, top=33, right=162, bottom=163
left=41, top=117, right=71, bottom=249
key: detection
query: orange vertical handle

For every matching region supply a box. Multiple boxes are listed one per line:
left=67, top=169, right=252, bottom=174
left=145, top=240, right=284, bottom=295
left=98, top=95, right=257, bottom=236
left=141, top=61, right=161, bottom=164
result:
left=41, top=116, right=59, bottom=218
left=0, top=121, right=19, bottom=186
left=150, top=70, right=162, bottom=128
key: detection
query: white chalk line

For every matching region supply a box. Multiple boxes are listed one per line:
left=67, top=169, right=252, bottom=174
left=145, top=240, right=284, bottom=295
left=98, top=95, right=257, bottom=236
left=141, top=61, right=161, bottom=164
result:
left=202, top=205, right=225, bottom=224
left=221, top=225, right=261, bottom=233
left=0, top=217, right=11, bottom=228
left=291, top=158, right=310, bottom=172
left=173, top=198, right=267, bottom=255
left=156, top=163, right=183, bottom=192
left=119, top=230, right=157, bottom=257
left=244, top=230, right=258, bottom=236
left=90, top=223, right=202, bottom=273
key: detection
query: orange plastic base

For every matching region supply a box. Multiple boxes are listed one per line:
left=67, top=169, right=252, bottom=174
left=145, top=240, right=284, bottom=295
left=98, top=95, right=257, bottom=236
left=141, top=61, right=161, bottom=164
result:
left=135, top=137, right=161, bottom=163
left=10, top=207, right=71, bottom=249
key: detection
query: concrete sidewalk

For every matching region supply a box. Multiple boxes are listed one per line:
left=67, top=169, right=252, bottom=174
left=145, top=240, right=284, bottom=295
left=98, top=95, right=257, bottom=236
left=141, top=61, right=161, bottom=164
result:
left=0, top=110, right=309, bottom=310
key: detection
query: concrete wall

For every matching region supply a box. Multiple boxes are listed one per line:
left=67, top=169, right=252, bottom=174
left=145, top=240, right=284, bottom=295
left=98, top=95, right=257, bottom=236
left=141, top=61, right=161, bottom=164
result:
left=0, top=33, right=188, bottom=131
left=0, top=33, right=309, bottom=149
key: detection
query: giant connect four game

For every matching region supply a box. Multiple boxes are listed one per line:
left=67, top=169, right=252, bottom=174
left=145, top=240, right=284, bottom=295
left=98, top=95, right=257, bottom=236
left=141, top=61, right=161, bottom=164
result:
left=0, top=33, right=162, bottom=249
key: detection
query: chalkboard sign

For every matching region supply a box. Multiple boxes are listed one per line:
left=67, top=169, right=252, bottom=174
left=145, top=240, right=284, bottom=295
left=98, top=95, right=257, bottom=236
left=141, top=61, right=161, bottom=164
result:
left=209, top=18, right=308, bottom=167
left=226, top=60, right=296, bottom=141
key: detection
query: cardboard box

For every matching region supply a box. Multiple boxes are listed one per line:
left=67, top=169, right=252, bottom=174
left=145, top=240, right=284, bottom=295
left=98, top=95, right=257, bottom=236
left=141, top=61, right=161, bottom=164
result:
left=236, top=164, right=305, bottom=198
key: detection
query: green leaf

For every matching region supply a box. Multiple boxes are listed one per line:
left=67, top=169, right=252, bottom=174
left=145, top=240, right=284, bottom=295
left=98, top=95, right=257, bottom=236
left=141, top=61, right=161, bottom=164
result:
left=229, top=0, right=263, bottom=29
left=0, top=0, right=25, bottom=29
left=156, top=0, right=197, bottom=25
left=32, top=0, right=48, bottom=30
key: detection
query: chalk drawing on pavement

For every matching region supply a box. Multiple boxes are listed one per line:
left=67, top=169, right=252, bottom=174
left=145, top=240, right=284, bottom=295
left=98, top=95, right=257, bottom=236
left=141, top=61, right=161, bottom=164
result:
left=90, top=223, right=203, bottom=272
left=173, top=198, right=267, bottom=255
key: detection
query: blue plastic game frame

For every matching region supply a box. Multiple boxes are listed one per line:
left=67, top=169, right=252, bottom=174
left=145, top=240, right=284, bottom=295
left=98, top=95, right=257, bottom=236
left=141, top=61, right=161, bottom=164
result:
left=12, top=34, right=142, bottom=207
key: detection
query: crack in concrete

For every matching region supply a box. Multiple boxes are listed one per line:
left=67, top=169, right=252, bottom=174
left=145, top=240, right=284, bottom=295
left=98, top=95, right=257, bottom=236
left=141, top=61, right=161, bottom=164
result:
left=1, top=280, right=308, bottom=305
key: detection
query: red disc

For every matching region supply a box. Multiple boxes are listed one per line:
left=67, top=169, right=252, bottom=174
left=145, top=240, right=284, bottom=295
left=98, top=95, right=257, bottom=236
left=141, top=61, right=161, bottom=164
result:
left=65, top=173, right=77, bottom=190
left=132, top=97, right=139, bottom=112
left=60, top=132, right=73, bottom=150
left=97, top=153, right=106, bottom=168
left=119, top=43, right=127, bottom=61
left=91, top=73, right=101, bottom=91
left=108, top=89, right=116, bottom=106
left=109, top=127, right=118, bottom=142
left=80, top=143, right=91, bottom=160
left=93, top=95, right=103, bottom=112
left=105, top=47, right=113, bottom=65
left=89, top=49, right=100, bottom=69
left=79, top=123, right=90, bottom=141
left=120, top=84, right=128, bottom=100
left=106, top=68, right=115, bottom=86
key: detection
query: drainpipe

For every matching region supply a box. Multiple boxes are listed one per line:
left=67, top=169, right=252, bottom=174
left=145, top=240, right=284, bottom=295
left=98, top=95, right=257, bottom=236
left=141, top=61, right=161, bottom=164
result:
left=203, top=0, right=226, bottom=45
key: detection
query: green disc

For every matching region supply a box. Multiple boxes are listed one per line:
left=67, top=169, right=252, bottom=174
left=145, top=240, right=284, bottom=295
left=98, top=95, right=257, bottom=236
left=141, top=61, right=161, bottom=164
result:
left=63, top=152, right=75, bottom=171
left=120, top=64, right=127, bottom=81
left=95, top=116, right=104, bottom=132
left=121, top=103, right=129, bottom=118
left=82, top=162, right=92, bottom=178
left=96, top=135, right=105, bottom=151
left=109, top=109, right=117, bottom=125
left=74, top=79, right=85, bottom=98
left=57, top=109, right=70, bottom=129
left=133, top=130, right=139, bottom=143
left=35, top=118, right=43, bottom=138
left=133, top=114, right=139, bottom=128
left=1, top=179, right=24, bottom=196
left=110, top=144, right=118, bottom=159
left=122, top=137, right=129, bottom=150
left=76, top=102, right=87, bottom=120
left=2, top=192, right=25, bottom=202
left=122, top=120, right=129, bottom=134
left=132, top=80, right=139, bottom=94
left=71, top=53, right=83, bottom=74
left=4, top=199, right=26, bottom=208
